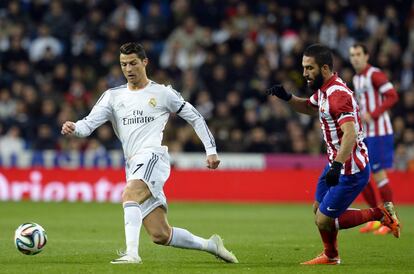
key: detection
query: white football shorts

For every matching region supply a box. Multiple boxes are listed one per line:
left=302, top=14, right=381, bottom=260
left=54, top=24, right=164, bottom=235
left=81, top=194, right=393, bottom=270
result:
left=125, top=147, right=171, bottom=218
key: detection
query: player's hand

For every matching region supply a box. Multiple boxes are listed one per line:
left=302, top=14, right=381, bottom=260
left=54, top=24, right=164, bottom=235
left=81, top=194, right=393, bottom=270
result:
left=362, top=113, right=372, bottom=123
left=266, top=84, right=292, bottom=101
left=325, top=161, right=342, bottom=187
left=61, top=121, right=76, bottom=135
left=206, top=154, right=220, bottom=169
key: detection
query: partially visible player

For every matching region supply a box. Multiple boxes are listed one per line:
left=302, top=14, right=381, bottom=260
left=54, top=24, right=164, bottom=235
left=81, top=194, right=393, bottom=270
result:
left=267, top=44, right=400, bottom=265
left=349, top=43, right=399, bottom=235
left=61, top=42, right=238, bottom=264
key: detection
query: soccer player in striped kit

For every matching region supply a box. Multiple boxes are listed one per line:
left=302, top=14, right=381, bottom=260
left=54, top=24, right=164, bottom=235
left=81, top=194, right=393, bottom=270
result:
left=267, top=44, right=400, bottom=265
left=61, top=42, right=238, bottom=264
left=349, top=43, right=399, bottom=235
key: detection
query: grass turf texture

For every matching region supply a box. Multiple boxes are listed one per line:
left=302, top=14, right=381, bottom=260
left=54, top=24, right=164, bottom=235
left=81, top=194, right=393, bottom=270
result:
left=0, top=202, right=413, bottom=274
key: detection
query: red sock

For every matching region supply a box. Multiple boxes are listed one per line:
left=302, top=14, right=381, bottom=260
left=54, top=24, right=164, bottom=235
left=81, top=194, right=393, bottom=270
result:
left=337, top=208, right=383, bottom=229
left=362, top=181, right=378, bottom=207
left=378, top=179, right=393, bottom=203
left=319, top=229, right=338, bottom=258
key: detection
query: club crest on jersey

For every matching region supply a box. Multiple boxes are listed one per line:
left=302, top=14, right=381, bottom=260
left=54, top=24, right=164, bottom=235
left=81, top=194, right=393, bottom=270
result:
left=149, top=98, right=157, bottom=107
left=320, top=97, right=329, bottom=116
left=116, top=102, right=125, bottom=110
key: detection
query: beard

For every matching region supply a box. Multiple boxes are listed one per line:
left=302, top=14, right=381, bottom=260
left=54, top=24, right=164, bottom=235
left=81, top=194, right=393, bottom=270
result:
left=308, top=72, right=324, bottom=90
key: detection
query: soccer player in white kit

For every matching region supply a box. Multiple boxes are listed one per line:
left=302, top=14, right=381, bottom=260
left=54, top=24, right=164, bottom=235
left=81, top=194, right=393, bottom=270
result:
left=61, top=42, right=238, bottom=264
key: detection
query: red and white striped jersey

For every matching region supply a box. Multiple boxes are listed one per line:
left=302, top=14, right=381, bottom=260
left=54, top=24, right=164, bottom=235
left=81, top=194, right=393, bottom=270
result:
left=308, top=74, right=369, bottom=175
left=352, top=65, right=395, bottom=137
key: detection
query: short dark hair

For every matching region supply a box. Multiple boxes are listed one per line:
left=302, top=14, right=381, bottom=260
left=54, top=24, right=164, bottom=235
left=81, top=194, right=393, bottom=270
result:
left=303, top=44, right=333, bottom=70
left=351, top=42, right=369, bottom=55
left=119, top=42, right=147, bottom=60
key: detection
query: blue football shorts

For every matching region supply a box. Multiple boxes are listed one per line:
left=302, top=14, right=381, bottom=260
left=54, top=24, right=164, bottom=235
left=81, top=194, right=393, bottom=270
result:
left=364, top=134, right=394, bottom=173
left=316, top=163, right=370, bottom=218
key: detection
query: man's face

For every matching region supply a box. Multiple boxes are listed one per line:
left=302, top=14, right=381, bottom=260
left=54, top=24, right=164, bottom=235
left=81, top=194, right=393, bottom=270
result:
left=120, top=53, right=147, bottom=83
left=302, top=55, right=324, bottom=90
left=349, top=46, right=369, bottom=72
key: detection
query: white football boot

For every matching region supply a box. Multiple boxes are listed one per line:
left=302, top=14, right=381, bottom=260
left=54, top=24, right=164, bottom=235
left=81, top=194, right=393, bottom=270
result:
left=110, top=251, right=142, bottom=264
left=209, top=234, right=239, bottom=263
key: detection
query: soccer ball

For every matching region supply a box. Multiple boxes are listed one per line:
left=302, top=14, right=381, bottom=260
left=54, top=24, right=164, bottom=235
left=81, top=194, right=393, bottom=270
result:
left=14, top=222, right=47, bottom=255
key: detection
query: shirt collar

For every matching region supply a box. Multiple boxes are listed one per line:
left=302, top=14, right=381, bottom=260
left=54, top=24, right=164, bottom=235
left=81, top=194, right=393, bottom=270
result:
left=319, top=73, right=338, bottom=93
left=357, top=64, right=371, bottom=75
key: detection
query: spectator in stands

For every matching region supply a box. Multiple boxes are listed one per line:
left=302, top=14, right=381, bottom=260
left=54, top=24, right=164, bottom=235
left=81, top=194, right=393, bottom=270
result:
left=109, top=1, right=141, bottom=36
left=29, top=24, right=62, bottom=63
left=0, top=88, right=17, bottom=121
left=0, top=126, right=25, bottom=158
left=33, top=124, right=56, bottom=150
left=43, top=1, right=73, bottom=44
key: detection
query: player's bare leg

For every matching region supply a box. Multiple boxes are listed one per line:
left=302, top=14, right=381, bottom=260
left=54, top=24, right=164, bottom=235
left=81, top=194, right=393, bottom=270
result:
left=142, top=206, right=171, bottom=244
left=143, top=206, right=238, bottom=263
left=111, top=179, right=151, bottom=264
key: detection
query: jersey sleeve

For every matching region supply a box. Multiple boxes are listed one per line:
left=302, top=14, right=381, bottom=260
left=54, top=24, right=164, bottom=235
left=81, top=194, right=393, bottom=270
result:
left=177, top=102, right=217, bottom=155
left=372, top=71, right=394, bottom=94
left=307, top=91, right=319, bottom=108
left=164, top=85, right=186, bottom=113
left=370, top=89, right=399, bottom=119
left=369, top=70, right=398, bottom=119
left=164, top=86, right=217, bottom=155
left=328, top=90, right=354, bottom=126
left=74, top=91, right=112, bottom=137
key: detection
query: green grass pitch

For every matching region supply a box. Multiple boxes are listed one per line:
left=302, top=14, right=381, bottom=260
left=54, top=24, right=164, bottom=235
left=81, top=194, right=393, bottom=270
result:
left=0, top=201, right=413, bottom=274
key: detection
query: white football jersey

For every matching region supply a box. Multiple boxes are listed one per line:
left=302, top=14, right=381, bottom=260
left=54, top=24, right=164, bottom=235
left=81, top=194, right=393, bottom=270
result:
left=74, top=81, right=217, bottom=159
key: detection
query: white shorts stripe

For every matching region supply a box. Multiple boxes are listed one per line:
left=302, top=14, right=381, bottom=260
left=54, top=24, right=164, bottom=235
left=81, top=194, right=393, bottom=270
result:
left=144, top=154, right=159, bottom=181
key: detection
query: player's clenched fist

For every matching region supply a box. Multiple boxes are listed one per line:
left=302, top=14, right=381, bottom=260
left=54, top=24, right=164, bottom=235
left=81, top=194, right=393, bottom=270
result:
left=266, top=84, right=292, bottom=101
left=206, top=154, right=220, bottom=169
left=61, top=121, right=76, bottom=135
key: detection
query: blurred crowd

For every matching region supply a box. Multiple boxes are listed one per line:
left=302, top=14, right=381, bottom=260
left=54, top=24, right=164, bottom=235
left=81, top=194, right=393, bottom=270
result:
left=0, top=0, right=413, bottom=170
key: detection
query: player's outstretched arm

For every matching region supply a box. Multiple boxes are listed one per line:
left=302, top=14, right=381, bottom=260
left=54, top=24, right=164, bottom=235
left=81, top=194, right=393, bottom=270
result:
left=266, top=85, right=317, bottom=116
left=288, top=95, right=318, bottom=116
left=65, top=91, right=112, bottom=137
left=61, top=121, right=76, bottom=136
left=206, top=154, right=220, bottom=169
left=176, top=102, right=217, bottom=156
left=166, top=86, right=218, bottom=165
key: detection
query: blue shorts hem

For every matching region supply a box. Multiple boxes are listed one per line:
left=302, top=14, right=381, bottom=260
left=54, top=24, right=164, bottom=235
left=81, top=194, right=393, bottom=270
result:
left=365, top=135, right=394, bottom=172
left=319, top=206, right=344, bottom=218
left=316, top=165, right=370, bottom=219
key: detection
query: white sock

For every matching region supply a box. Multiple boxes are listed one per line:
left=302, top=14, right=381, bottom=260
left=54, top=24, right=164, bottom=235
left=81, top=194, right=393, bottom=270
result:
left=123, top=201, right=142, bottom=257
left=377, top=178, right=389, bottom=188
left=168, top=227, right=216, bottom=253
